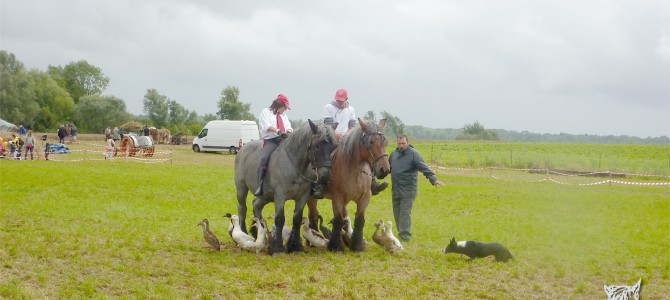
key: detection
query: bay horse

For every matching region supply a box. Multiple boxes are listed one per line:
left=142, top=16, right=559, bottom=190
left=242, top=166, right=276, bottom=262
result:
left=234, top=119, right=336, bottom=255
left=310, top=118, right=390, bottom=252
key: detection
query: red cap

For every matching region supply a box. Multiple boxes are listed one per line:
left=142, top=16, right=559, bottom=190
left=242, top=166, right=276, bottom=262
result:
left=334, top=88, right=348, bottom=102
left=276, top=94, right=290, bottom=110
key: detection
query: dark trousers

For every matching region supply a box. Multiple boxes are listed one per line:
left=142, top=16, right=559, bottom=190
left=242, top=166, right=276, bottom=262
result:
left=392, top=196, right=415, bottom=240
left=259, top=137, right=280, bottom=170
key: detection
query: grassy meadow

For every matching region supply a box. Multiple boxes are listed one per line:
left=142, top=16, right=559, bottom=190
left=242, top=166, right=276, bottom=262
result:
left=1, top=138, right=668, bottom=299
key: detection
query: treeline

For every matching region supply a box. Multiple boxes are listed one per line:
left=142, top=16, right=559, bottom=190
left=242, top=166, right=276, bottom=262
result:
left=402, top=125, right=669, bottom=144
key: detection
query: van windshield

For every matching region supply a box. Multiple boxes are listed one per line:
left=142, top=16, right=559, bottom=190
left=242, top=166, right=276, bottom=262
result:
left=197, top=129, right=208, bottom=138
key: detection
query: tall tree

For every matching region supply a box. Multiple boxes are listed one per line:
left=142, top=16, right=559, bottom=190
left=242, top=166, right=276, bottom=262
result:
left=380, top=111, right=405, bottom=138
left=76, top=95, right=130, bottom=132
left=0, top=51, right=40, bottom=127
left=363, top=111, right=378, bottom=124
left=48, top=60, right=109, bottom=103
left=143, top=89, right=170, bottom=127
left=168, top=100, right=185, bottom=125
left=457, top=121, right=499, bottom=140
left=216, top=85, right=255, bottom=120
left=29, top=70, right=75, bottom=131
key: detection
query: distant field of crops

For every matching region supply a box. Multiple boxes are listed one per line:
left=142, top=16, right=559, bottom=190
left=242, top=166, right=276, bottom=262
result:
left=412, top=141, right=669, bottom=176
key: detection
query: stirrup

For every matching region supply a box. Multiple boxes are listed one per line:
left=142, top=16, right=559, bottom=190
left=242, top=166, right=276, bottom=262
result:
left=254, top=186, right=263, bottom=197
left=371, top=181, right=388, bottom=196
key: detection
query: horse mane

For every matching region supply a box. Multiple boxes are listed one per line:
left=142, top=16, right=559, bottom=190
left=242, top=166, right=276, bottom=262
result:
left=281, top=121, right=331, bottom=155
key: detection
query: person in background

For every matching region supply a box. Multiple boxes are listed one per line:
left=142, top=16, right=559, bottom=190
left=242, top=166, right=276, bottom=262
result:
left=113, top=127, right=120, bottom=142
left=254, top=93, right=293, bottom=196
left=9, top=140, right=16, bottom=160
left=105, top=127, right=112, bottom=140
left=70, top=124, right=78, bottom=143
left=25, top=130, right=36, bottom=160
left=389, top=134, right=444, bottom=241
left=19, top=125, right=27, bottom=136
left=57, top=125, right=67, bottom=144
left=105, top=135, right=115, bottom=160
left=12, top=133, right=22, bottom=160
left=311, top=88, right=388, bottom=198
left=143, top=125, right=150, bottom=137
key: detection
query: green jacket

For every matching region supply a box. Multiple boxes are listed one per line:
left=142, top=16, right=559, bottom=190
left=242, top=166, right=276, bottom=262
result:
left=389, top=145, right=438, bottom=198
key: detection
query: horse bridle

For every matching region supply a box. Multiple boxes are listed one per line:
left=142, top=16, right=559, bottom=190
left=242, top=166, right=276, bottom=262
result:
left=301, top=135, right=333, bottom=184
left=361, top=131, right=388, bottom=176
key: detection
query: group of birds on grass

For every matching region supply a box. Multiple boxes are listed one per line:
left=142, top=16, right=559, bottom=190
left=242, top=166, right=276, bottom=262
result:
left=196, top=214, right=405, bottom=255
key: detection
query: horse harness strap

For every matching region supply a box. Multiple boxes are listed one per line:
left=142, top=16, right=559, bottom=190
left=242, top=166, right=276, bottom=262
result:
left=361, top=131, right=388, bottom=173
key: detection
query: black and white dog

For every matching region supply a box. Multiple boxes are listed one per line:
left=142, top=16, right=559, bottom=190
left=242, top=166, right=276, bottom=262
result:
left=442, top=237, right=514, bottom=262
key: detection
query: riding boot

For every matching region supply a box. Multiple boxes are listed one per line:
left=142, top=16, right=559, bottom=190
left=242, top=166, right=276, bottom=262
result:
left=311, top=182, right=325, bottom=199
left=371, top=178, right=388, bottom=196
left=254, top=168, right=266, bottom=196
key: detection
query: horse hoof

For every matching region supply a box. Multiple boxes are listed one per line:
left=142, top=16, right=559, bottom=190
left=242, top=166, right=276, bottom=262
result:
left=271, top=252, right=283, bottom=258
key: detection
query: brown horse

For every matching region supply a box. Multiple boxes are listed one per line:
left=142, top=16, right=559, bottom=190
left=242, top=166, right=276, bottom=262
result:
left=149, top=127, right=158, bottom=141
left=157, top=129, right=171, bottom=144
left=310, top=118, right=390, bottom=252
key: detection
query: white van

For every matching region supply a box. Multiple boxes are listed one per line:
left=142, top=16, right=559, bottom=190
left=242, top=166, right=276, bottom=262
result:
left=192, top=120, right=259, bottom=154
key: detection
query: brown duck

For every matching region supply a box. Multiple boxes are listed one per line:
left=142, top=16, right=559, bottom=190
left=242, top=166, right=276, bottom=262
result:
left=197, top=218, right=221, bottom=250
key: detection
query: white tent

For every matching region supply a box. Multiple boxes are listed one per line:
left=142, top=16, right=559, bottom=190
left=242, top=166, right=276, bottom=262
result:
left=0, top=118, right=17, bottom=132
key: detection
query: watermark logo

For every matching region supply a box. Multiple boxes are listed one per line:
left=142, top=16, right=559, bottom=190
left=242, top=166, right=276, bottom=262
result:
left=603, top=278, right=641, bottom=300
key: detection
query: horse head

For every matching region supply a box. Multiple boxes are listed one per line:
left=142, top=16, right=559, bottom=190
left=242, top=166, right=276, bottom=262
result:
left=307, top=119, right=337, bottom=184
left=359, top=118, right=390, bottom=179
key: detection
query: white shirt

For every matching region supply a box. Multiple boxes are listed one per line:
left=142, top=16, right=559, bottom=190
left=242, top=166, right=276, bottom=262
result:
left=258, top=107, right=292, bottom=139
left=322, top=102, right=356, bottom=134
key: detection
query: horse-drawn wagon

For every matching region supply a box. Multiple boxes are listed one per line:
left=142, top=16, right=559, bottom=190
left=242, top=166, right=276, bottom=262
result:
left=117, top=134, right=155, bottom=157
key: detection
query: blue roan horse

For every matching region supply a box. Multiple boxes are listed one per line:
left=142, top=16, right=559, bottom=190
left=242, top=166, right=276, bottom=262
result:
left=234, top=120, right=336, bottom=255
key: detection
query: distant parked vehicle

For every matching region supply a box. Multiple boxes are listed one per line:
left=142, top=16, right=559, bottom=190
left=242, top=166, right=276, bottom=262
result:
left=192, top=120, right=259, bottom=154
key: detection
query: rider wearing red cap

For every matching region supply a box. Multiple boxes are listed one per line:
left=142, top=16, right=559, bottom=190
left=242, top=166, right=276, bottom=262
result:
left=311, top=88, right=388, bottom=198
left=255, top=93, right=293, bottom=196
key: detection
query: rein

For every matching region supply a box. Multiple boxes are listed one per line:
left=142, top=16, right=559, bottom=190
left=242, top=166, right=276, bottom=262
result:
left=361, top=131, right=388, bottom=176
left=285, top=133, right=331, bottom=184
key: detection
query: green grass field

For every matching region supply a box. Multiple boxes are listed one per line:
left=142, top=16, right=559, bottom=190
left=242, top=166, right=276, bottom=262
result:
left=1, top=141, right=668, bottom=299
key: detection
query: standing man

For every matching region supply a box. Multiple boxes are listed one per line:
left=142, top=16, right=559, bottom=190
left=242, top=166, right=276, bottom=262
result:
left=19, top=125, right=27, bottom=136
left=389, top=134, right=444, bottom=241
left=113, top=127, right=120, bottom=142
left=312, top=88, right=387, bottom=198
left=57, top=125, right=67, bottom=144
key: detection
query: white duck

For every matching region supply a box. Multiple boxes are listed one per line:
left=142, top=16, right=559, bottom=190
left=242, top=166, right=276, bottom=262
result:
left=248, top=217, right=269, bottom=253
left=341, top=216, right=353, bottom=247
left=269, top=224, right=293, bottom=244
left=301, top=217, right=328, bottom=248
left=230, top=215, right=256, bottom=249
left=381, top=221, right=404, bottom=254
left=223, top=213, right=234, bottom=239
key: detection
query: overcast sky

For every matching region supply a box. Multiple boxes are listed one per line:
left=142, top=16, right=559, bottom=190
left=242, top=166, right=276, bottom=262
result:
left=2, top=0, right=668, bottom=137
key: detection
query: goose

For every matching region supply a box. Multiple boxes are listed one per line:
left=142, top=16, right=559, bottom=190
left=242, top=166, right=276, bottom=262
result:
left=371, top=219, right=384, bottom=247
left=230, top=215, right=256, bottom=249
left=381, top=221, right=404, bottom=254
left=197, top=218, right=221, bottom=251
left=301, top=217, right=328, bottom=248
left=317, top=215, right=332, bottom=240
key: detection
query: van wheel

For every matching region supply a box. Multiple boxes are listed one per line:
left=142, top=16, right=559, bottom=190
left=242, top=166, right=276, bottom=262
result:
left=229, top=146, right=238, bottom=154
left=193, top=145, right=200, bottom=152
